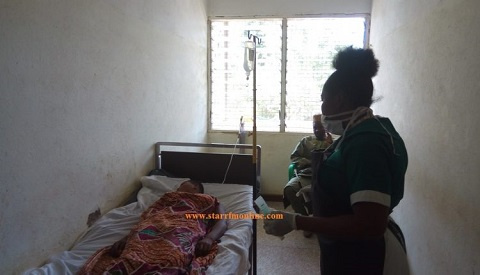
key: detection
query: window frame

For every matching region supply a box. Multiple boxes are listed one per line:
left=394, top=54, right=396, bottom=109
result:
left=207, top=14, right=371, bottom=134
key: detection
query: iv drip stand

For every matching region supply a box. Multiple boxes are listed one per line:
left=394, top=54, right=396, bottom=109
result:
left=247, top=30, right=261, bottom=275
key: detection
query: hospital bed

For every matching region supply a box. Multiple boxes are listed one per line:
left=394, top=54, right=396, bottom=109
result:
left=24, top=142, right=260, bottom=275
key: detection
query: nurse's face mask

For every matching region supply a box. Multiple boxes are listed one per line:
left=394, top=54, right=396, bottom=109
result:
left=321, top=110, right=355, bottom=135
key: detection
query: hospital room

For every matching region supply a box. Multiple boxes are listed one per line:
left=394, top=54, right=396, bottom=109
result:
left=1, top=0, right=479, bottom=274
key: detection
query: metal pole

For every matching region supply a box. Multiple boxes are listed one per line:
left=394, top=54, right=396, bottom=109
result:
left=247, top=32, right=259, bottom=275
left=252, top=37, right=258, bottom=275
left=246, top=30, right=261, bottom=275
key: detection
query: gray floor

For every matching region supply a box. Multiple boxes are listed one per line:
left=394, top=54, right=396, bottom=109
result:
left=256, top=201, right=320, bottom=275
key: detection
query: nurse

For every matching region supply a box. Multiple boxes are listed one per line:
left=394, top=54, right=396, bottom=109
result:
left=264, top=46, right=409, bottom=274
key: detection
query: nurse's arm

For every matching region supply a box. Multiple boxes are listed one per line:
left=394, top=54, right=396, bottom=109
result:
left=295, top=202, right=389, bottom=239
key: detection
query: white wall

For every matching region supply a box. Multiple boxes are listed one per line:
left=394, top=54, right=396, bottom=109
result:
left=370, top=0, right=480, bottom=274
left=207, top=0, right=371, bottom=17
left=207, top=0, right=372, bottom=195
left=208, top=132, right=307, bottom=195
left=0, top=0, right=208, bottom=273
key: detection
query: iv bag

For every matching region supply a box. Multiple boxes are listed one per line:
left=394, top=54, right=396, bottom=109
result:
left=243, top=41, right=255, bottom=78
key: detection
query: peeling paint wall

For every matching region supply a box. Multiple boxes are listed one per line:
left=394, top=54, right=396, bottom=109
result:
left=370, top=0, right=480, bottom=274
left=0, top=0, right=208, bottom=273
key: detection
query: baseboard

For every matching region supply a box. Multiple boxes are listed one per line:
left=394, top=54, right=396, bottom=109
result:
left=259, top=194, right=283, bottom=202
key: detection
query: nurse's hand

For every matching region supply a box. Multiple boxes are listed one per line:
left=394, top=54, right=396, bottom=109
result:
left=263, top=210, right=299, bottom=237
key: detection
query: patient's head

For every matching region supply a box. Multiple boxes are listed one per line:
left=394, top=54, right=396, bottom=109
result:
left=177, top=180, right=204, bottom=194
left=313, top=114, right=327, bottom=140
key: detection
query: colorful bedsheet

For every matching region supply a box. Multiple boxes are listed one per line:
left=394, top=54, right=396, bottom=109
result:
left=78, top=191, right=219, bottom=275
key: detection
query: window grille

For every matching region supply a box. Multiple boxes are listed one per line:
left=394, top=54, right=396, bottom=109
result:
left=209, top=16, right=368, bottom=132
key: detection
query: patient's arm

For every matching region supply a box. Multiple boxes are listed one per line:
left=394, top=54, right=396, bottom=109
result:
left=109, top=235, right=128, bottom=257
left=195, top=203, right=227, bottom=257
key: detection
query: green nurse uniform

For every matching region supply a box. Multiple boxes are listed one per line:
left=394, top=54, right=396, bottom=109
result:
left=312, top=117, right=409, bottom=275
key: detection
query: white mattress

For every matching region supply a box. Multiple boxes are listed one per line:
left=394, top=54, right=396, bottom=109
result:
left=24, top=176, right=254, bottom=275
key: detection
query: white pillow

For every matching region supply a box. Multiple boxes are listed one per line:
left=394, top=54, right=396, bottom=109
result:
left=137, top=176, right=254, bottom=215
left=141, top=175, right=190, bottom=192
left=137, top=176, right=190, bottom=208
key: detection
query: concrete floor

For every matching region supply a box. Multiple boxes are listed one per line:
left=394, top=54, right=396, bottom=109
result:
left=256, top=201, right=320, bottom=275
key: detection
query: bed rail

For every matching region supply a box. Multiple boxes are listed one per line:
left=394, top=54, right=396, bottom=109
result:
left=154, top=142, right=261, bottom=181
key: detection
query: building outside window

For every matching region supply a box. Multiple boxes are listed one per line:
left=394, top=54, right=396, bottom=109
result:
left=209, top=16, right=369, bottom=133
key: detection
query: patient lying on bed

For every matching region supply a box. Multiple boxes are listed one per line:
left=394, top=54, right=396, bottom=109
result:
left=78, top=180, right=227, bottom=275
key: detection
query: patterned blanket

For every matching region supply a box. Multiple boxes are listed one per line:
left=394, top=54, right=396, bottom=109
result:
left=78, top=192, right=219, bottom=275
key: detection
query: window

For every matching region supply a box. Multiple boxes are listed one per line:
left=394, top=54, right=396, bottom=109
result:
left=209, top=16, right=369, bottom=132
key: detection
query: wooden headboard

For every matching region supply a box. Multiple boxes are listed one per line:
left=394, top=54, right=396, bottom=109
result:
left=154, top=142, right=261, bottom=186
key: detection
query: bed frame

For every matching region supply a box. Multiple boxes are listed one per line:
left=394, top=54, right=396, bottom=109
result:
left=154, top=142, right=261, bottom=275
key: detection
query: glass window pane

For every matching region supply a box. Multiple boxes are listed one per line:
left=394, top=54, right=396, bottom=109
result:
left=210, top=19, right=282, bottom=131
left=210, top=17, right=368, bottom=133
left=285, top=17, right=366, bottom=132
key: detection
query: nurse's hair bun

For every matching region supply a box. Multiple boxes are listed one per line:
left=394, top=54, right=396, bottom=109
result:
left=332, top=46, right=379, bottom=78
